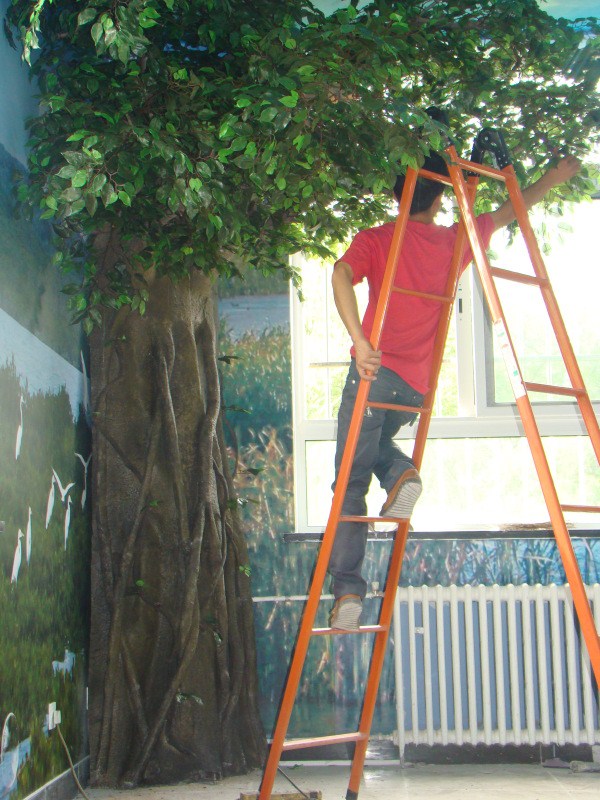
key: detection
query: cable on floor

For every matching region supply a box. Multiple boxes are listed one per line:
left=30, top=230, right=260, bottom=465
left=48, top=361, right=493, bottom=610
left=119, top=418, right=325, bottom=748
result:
left=56, top=724, right=92, bottom=800
left=277, top=765, right=312, bottom=799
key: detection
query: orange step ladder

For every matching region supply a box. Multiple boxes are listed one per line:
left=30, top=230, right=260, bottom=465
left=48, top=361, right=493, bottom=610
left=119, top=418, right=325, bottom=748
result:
left=258, top=130, right=600, bottom=800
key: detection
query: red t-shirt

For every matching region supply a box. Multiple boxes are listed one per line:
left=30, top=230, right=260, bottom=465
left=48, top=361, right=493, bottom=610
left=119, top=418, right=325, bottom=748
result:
left=337, top=214, right=495, bottom=394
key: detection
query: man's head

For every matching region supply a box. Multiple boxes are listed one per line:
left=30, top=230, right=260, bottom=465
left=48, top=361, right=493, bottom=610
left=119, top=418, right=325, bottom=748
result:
left=393, top=152, right=449, bottom=215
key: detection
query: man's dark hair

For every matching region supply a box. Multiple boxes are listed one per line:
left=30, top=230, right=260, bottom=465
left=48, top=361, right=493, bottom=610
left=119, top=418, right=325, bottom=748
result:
left=393, top=152, right=449, bottom=214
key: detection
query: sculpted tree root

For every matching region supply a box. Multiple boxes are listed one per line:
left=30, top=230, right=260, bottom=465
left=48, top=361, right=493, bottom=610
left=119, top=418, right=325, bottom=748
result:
left=88, top=270, right=266, bottom=786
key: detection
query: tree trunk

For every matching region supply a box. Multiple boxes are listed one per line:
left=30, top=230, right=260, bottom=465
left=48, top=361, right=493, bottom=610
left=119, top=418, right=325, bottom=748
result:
left=88, top=269, right=266, bottom=786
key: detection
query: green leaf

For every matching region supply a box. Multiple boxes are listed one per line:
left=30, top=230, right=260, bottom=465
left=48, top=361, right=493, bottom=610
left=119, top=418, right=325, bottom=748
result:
left=219, top=122, right=234, bottom=140
left=66, top=130, right=90, bottom=142
left=236, top=97, right=252, bottom=108
left=57, top=165, right=76, bottom=179
left=91, top=173, right=107, bottom=193
left=85, top=194, right=98, bottom=216
left=279, top=92, right=299, bottom=108
left=91, top=21, right=103, bottom=45
left=61, top=187, right=82, bottom=203
left=259, top=107, right=278, bottom=123
left=118, top=190, right=132, bottom=206
left=101, top=183, right=118, bottom=206
left=72, top=170, right=88, bottom=188
left=77, top=8, right=97, bottom=27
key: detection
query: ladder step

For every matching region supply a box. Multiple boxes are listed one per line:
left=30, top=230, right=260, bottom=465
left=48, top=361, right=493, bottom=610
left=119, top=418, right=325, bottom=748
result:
left=523, top=381, right=585, bottom=398
left=366, top=401, right=429, bottom=414
left=392, top=286, right=454, bottom=303
left=490, top=267, right=547, bottom=287
left=561, top=504, right=600, bottom=514
left=281, top=732, right=368, bottom=752
left=311, top=624, right=387, bottom=636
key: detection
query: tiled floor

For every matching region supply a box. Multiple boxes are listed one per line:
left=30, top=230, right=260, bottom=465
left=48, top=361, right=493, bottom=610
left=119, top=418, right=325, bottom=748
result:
left=87, top=762, right=600, bottom=800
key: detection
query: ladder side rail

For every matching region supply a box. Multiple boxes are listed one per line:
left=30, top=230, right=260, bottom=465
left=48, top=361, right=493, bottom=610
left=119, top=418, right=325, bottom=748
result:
left=513, top=392, right=600, bottom=688
left=346, top=520, right=411, bottom=800
left=412, top=161, right=479, bottom=468
left=503, top=167, right=600, bottom=465
left=258, top=377, right=370, bottom=791
left=369, top=168, right=419, bottom=348
left=447, top=158, right=600, bottom=690
left=346, top=163, right=479, bottom=798
left=257, top=169, right=420, bottom=800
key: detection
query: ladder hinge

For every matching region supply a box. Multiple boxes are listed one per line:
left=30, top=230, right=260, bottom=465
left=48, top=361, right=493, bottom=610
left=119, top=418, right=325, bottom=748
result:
left=470, top=127, right=512, bottom=171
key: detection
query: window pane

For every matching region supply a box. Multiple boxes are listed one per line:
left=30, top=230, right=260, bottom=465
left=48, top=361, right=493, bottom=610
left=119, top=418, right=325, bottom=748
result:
left=413, top=435, right=600, bottom=530
left=486, top=202, right=600, bottom=404
left=306, top=436, right=600, bottom=531
left=299, top=257, right=364, bottom=420
left=297, top=254, right=461, bottom=420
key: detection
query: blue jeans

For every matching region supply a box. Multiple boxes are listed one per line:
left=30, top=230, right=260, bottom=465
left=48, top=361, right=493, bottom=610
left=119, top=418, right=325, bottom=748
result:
left=329, top=360, right=424, bottom=599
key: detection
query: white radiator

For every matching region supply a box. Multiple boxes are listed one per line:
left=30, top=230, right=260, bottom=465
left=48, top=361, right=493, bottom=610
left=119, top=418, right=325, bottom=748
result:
left=393, top=584, right=600, bottom=754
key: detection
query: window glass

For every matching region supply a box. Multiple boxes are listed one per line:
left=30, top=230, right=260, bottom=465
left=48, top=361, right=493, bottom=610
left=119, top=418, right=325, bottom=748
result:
left=305, top=436, right=600, bottom=531
left=485, top=202, right=600, bottom=404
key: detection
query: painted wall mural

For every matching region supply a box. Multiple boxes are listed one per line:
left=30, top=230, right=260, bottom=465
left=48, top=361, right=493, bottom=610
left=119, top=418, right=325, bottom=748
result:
left=0, top=3, right=91, bottom=798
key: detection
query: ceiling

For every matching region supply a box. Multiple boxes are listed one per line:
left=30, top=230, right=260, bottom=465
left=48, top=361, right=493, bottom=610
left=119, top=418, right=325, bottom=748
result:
left=312, top=2, right=599, bottom=20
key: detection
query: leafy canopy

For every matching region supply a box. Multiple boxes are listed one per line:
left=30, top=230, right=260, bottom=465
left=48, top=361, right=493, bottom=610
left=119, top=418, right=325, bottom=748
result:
left=6, top=0, right=599, bottom=327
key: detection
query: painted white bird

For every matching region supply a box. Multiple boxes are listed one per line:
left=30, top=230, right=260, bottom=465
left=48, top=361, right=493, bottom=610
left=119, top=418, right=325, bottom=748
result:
left=1, top=713, right=16, bottom=762
left=52, top=649, right=75, bottom=677
left=52, top=468, right=75, bottom=504
left=75, top=452, right=92, bottom=509
left=64, top=496, right=72, bottom=550
left=45, top=474, right=56, bottom=529
left=11, top=531, right=23, bottom=583
left=25, top=507, right=32, bottom=564
left=14, top=395, right=24, bottom=460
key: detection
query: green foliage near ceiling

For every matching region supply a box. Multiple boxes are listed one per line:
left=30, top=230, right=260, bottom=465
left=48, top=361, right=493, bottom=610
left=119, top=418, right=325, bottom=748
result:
left=4, top=0, right=599, bottom=327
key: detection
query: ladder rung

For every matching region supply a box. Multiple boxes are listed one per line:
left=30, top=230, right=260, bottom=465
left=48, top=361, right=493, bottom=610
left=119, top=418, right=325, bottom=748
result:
left=392, top=286, right=454, bottom=304
left=490, top=267, right=547, bottom=287
left=367, top=400, right=428, bottom=414
left=523, top=381, right=586, bottom=398
left=450, top=157, right=508, bottom=181
left=419, top=167, right=454, bottom=187
left=561, top=504, right=600, bottom=514
left=340, top=515, right=411, bottom=523
left=281, top=732, right=368, bottom=751
left=311, top=624, right=387, bottom=636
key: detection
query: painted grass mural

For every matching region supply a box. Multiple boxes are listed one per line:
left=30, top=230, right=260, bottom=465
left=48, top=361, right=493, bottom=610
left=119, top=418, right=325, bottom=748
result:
left=0, top=60, right=91, bottom=798
left=0, top=360, right=91, bottom=800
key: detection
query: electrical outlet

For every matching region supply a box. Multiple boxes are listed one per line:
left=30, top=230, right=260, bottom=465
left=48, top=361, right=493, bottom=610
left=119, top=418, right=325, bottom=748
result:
left=47, top=702, right=60, bottom=731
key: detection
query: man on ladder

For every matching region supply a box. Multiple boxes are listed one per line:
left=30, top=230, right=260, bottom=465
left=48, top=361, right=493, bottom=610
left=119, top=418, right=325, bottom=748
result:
left=328, top=150, right=581, bottom=631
